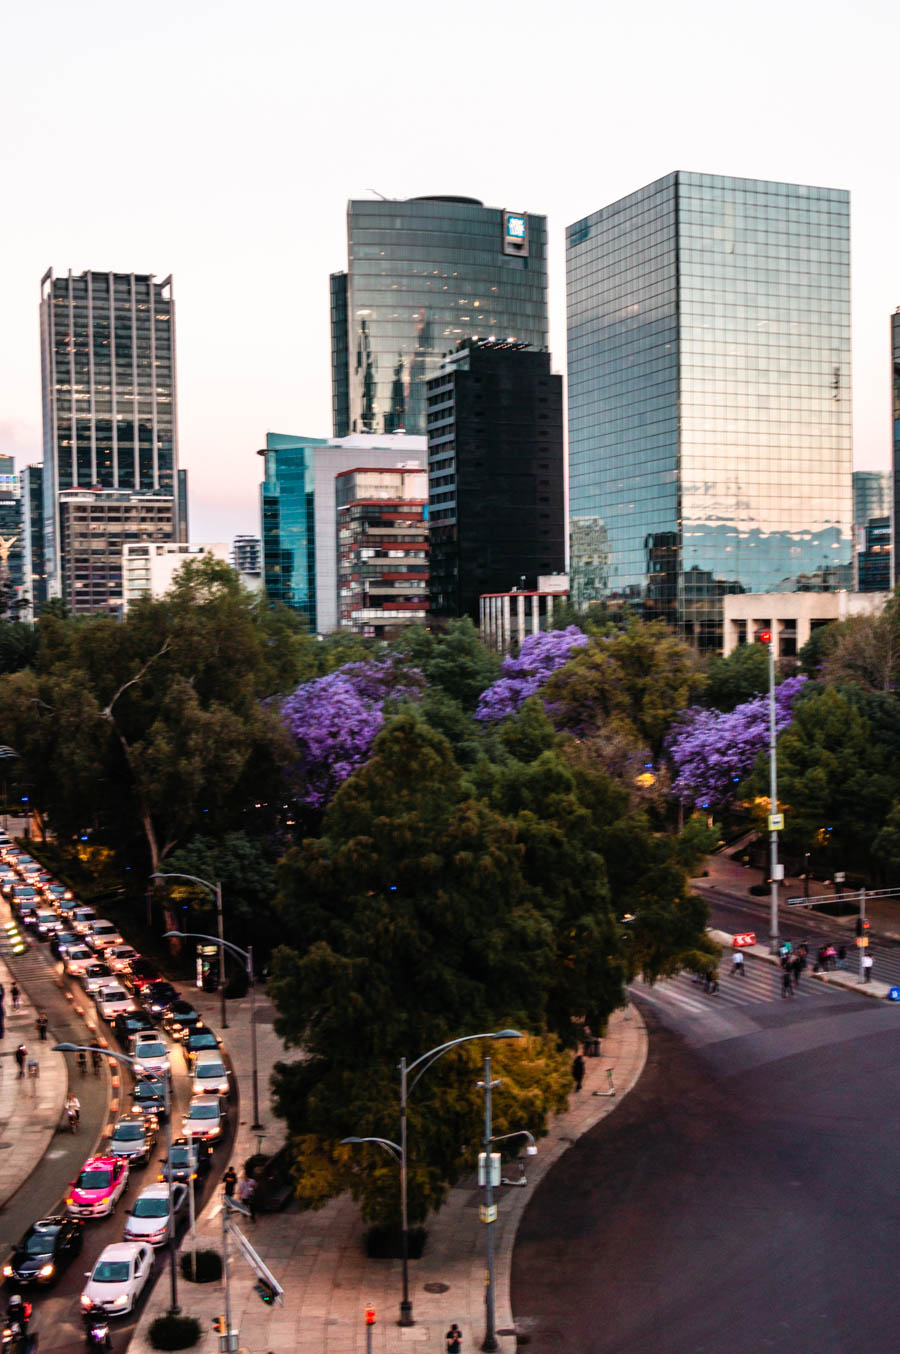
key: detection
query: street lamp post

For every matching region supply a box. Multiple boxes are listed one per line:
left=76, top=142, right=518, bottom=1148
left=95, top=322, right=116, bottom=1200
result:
left=54, top=1042, right=179, bottom=1314
left=479, top=1113, right=538, bottom=1354
left=152, top=873, right=227, bottom=1030
left=761, top=629, right=781, bottom=954
left=164, top=930, right=262, bottom=1131
left=343, top=1028, right=522, bottom=1327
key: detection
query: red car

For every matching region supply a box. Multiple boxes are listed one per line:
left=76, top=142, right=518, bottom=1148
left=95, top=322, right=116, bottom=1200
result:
left=66, top=1156, right=129, bottom=1219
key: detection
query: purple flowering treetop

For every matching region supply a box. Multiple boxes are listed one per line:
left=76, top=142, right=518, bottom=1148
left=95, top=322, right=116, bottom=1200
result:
left=475, top=627, right=589, bottom=722
left=666, top=675, right=807, bottom=809
left=283, top=657, right=423, bottom=807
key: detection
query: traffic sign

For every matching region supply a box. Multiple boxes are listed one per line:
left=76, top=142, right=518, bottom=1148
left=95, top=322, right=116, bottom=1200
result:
left=732, top=932, right=756, bottom=948
left=834, top=872, right=846, bottom=883
left=889, top=987, right=900, bottom=1002
left=767, top=813, right=784, bottom=831
left=480, top=1204, right=498, bottom=1224
left=855, top=936, right=869, bottom=948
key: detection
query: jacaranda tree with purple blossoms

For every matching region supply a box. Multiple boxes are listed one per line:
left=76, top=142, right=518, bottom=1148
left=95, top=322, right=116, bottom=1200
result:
left=283, top=656, right=423, bottom=808
left=475, top=627, right=589, bottom=722
left=667, top=675, right=808, bottom=810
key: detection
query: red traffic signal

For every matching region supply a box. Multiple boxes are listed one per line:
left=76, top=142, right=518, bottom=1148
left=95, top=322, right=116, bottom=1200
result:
left=758, top=629, right=772, bottom=645
left=365, top=1306, right=376, bottom=1326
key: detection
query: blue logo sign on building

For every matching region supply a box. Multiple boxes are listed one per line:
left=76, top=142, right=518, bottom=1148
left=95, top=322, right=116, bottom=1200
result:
left=502, top=210, right=529, bottom=257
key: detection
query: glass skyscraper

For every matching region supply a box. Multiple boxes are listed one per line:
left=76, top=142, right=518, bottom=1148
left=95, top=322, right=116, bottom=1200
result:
left=39, top=269, right=182, bottom=604
left=567, top=172, right=853, bottom=648
left=892, top=311, right=900, bottom=586
left=331, top=197, right=548, bottom=438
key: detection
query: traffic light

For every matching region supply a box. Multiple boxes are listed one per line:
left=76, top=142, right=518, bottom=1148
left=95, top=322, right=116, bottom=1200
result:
left=365, top=1306, right=376, bottom=1326
left=758, top=629, right=772, bottom=645
left=212, top=1316, right=225, bottom=1334
left=855, top=917, right=870, bottom=937
left=253, top=1280, right=276, bottom=1306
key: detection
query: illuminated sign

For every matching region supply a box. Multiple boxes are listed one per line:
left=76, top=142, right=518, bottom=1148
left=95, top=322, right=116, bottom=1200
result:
left=502, top=209, right=529, bottom=257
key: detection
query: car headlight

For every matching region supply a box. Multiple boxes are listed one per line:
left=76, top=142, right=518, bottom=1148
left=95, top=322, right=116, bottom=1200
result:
left=80, top=1294, right=93, bottom=1309
left=2, top=1265, right=12, bottom=1278
left=111, top=1294, right=129, bottom=1308
left=38, top=1263, right=55, bottom=1278
left=208, top=1125, right=221, bottom=1136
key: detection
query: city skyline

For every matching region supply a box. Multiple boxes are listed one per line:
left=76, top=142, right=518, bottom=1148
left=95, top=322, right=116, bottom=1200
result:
left=2, top=0, right=899, bottom=543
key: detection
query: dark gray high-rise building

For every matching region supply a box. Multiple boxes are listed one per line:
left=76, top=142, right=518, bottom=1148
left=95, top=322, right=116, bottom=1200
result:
left=39, top=269, right=182, bottom=608
left=567, top=172, right=853, bottom=649
left=331, top=197, right=548, bottom=438
left=21, top=465, right=46, bottom=619
left=892, top=311, right=900, bottom=586
left=427, top=339, right=565, bottom=621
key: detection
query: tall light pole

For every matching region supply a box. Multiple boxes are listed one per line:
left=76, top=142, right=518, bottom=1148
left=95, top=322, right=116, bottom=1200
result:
left=152, top=873, right=227, bottom=1030
left=343, top=1029, right=522, bottom=1327
left=55, top=1042, right=179, bottom=1314
left=760, top=628, right=781, bottom=954
left=479, top=1111, right=537, bottom=1354
left=164, top=930, right=262, bottom=1131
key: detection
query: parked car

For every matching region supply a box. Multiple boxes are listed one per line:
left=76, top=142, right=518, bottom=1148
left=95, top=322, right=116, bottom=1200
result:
left=108, top=1116, right=157, bottom=1167
left=184, top=1027, right=220, bottom=1064
left=64, top=945, right=97, bottom=977
left=82, top=963, right=114, bottom=995
left=181, top=1095, right=226, bottom=1143
left=2, top=1216, right=84, bottom=1287
left=130, top=1035, right=171, bottom=1079
left=66, top=1156, right=129, bottom=1219
left=132, top=1078, right=167, bottom=1121
left=191, top=1051, right=229, bottom=1098
left=157, top=1137, right=211, bottom=1186
left=113, top=1011, right=155, bottom=1046
left=96, top=985, right=135, bottom=1022
left=123, top=1183, right=186, bottom=1247
left=161, top=1000, right=203, bottom=1042
left=80, top=1242, right=153, bottom=1316
left=87, top=919, right=123, bottom=951
left=107, top=944, right=139, bottom=975
left=142, top=981, right=180, bottom=1019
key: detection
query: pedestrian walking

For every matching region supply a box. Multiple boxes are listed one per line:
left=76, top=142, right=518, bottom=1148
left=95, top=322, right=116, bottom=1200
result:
left=791, top=954, right=805, bottom=991
left=35, top=1012, right=48, bottom=1042
left=222, top=1166, right=237, bottom=1199
left=237, top=1175, right=256, bottom=1222
left=14, top=1044, right=26, bottom=1077
left=572, top=1052, right=585, bottom=1092
left=704, top=968, right=719, bottom=994
left=446, top=1323, right=463, bottom=1353
left=731, top=951, right=745, bottom=977
left=837, top=945, right=847, bottom=970
left=863, top=953, right=874, bottom=983
left=10, top=983, right=19, bottom=1011
left=0, top=1007, right=4, bottom=1039
left=781, top=968, right=794, bottom=998
left=824, top=944, right=837, bottom=971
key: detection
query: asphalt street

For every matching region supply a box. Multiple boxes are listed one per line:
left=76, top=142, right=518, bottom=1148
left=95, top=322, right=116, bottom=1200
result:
left=0, top=930, right=233, bottom=1353
left=511, top=958, right=900, bottom=1354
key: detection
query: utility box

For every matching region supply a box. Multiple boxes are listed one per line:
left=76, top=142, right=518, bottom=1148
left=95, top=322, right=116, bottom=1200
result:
left=219, top=1334, right=238, bottom=1353
left=478, top=1152, right=501, bottom=1187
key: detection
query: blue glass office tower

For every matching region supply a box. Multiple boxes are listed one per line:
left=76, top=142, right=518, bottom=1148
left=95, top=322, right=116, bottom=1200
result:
left=331, top=197, right=548, bottom=438
left=567, top=172, right=853, bottom=648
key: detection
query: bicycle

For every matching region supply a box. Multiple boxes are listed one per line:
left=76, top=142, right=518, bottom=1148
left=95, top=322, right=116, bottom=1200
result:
left=65, top=1106, right=80, bottom=1134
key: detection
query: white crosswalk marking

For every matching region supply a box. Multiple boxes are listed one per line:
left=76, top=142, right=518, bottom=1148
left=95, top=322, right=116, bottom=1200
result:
left=634, top=956, right=824, bottom=1014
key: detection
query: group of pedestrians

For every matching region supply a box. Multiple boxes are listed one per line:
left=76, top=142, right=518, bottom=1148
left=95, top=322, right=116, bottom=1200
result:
left=0, top=979, right=18, bottom=1039
left=779, top=942, right=808, bottom=996
left=222, top=1164, right=258, bottom=1220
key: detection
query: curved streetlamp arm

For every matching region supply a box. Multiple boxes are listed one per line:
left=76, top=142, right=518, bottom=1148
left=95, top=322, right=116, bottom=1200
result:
left=406, top=1029, right=522, bottom=1097
left=488, top=1129, right=537, bottom=1152
left=152, top=871, right=216, bottom=895
left=341, top=1135, right=403, bottom=1163
left=163, top=928, right=248, bottom=966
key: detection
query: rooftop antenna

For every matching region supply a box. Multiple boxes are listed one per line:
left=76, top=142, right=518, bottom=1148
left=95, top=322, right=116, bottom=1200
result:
left=367, top=188, right=390, bottom=200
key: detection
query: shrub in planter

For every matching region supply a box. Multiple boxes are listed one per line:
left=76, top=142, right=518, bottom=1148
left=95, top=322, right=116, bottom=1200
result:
left=244, top=1153, right=266, bottom=1180
left=180, top=1249, right=222, bottom=1283
left=149, top=1314, right=201, bottom=1350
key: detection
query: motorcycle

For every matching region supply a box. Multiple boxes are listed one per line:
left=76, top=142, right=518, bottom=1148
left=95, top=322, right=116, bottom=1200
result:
left=82, top=1309, right=111, bottom=1351
left=1, top=1321, right=32, bottom=1354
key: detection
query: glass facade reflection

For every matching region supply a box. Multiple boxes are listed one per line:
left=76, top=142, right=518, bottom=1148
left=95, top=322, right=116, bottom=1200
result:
left=567, top=172, right=853, bottom=649
left=853, top=470, right=892, bottom=591
left=331, top=197, right=548, bottom=438
left=39, top=269, right=181, bottom=601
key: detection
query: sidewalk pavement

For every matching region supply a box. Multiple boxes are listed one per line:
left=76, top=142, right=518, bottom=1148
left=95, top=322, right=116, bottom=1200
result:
left=708, top=929, right=894, bottom=1001
left=130, top=997, right=648, bottom=1354
left=0, top=954, right=68, bottom=1208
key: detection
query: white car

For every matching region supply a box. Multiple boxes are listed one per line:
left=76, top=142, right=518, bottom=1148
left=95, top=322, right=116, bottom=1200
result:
left=131, top=1035, right=171, bottom=1079
left=123, top=1183, right=187, bottom=1247
left=72, top=906, right=97, bottom=936
left=97, top=985, right=135, bottom=1021
left=64, top=945, right=96, bottom=976
left=191, top=1051, right=229, bottom=1098
left=87, top=919, right=123, bottom=950
left=107, top=944, right=139, bottom=974
left=82, top=965, right=114, bottom=994
left=181, top=1095, right=226, bottom=1143
left=80, top=1242, right=153, bottom=1316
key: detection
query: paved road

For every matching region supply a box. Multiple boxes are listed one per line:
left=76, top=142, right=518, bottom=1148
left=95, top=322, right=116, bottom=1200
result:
left=703, top=884, right=900, bottom=987
left=511, top=958, right=900, bottom=1354
left=0, top=933, right=234, bottom=1353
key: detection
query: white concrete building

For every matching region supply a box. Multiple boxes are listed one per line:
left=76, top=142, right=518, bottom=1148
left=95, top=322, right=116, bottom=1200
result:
left=122, top=541, right=229, bottom=612
left=722, top=591, right=890, bottom=659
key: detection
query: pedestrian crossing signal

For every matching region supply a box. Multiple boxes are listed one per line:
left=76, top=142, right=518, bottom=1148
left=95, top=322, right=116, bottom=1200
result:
left=365, top=1306, right=376, bottom=1325
left=254, top=1280, right=276, bottom=1305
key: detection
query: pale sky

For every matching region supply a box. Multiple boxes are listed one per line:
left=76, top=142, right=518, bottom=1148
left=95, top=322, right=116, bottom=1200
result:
left=1, top=0, right=897, bottom=541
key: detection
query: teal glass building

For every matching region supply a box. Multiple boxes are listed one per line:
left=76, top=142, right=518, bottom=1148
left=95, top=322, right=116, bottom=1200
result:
left=331, top=197, right=548, bottom=438
left=567, top=172, right=853, bottom=648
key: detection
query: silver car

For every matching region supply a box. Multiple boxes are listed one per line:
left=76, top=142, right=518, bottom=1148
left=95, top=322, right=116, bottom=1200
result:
left=123, top=1183, right=186, bottom=1247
